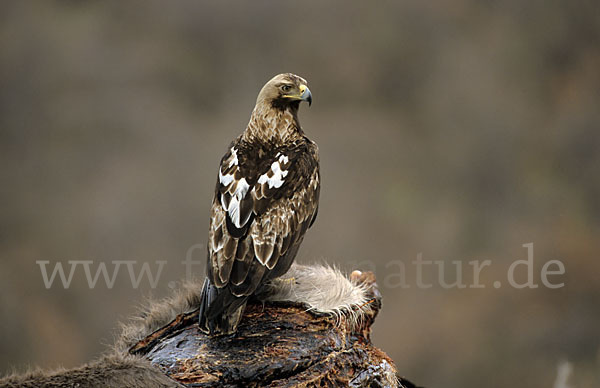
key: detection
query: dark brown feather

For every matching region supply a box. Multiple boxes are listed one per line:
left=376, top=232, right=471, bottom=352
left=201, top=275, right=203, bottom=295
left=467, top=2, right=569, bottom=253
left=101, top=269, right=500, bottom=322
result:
left=200, top=73, right=319, bottom=335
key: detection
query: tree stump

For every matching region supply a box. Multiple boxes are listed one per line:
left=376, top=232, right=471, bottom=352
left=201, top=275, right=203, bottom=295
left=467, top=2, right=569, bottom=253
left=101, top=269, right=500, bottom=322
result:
left=129, top=271, right=405, bottom=387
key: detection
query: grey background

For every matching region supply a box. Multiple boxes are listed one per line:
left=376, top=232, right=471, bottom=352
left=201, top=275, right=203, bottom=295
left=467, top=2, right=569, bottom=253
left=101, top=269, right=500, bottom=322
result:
left=1, top=1, right=599, bottom=387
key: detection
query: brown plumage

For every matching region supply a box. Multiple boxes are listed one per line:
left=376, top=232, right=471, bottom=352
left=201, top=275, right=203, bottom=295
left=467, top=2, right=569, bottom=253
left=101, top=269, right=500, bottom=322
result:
left=199, top=73, right=320, bottom=335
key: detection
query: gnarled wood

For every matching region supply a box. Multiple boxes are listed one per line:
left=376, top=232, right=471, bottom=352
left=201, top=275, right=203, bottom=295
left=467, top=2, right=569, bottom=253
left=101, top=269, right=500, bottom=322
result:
left=130, top=271, right=406, bottom=387
left=1, top=270, right=420, bottom=388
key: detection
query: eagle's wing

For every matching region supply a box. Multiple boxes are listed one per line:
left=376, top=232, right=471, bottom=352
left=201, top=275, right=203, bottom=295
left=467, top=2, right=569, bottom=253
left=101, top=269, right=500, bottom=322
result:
left=207, top=140, right=319, bottom=297
left=207, top=144, right=252, bottom=288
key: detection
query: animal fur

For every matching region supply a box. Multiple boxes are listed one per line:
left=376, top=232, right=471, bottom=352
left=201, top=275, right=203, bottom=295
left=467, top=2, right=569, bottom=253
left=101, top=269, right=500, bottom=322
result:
left=258, top=264, right=374, bottom=329
left=0, top=353, right=184, bottom=388
left=0, top=264, right=373, bottom=387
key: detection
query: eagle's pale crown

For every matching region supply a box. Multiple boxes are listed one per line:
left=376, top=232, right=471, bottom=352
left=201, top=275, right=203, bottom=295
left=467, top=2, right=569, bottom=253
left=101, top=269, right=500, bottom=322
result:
left=245, top=73, right=312, bottom=145
left=256, top=73, right=312, bottom=109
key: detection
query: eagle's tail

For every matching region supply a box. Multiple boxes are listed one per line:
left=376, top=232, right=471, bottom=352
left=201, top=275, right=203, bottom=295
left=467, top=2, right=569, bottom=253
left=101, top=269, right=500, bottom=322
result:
left=198, top=278, right=248, bottom=335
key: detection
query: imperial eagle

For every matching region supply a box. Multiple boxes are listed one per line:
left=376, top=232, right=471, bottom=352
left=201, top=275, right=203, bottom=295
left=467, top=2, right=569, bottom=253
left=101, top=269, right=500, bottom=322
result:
left=199, top=73, right=319, bottom=335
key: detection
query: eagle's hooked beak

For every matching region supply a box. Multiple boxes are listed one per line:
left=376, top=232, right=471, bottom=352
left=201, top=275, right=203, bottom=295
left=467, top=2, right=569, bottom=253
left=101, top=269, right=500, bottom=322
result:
left=299, top=84, right=312, bottom=106
left=284, top=85, right=312, bottom=106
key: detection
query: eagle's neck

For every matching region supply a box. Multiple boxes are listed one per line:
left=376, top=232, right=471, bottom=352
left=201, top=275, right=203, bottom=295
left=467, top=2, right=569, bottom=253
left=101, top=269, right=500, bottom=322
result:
left=243, top=102, right=303, bottom=146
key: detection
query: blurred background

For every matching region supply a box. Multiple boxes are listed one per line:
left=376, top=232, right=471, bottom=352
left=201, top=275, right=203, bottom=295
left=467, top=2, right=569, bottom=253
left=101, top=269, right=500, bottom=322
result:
left=1, top=1, right=599, bottom=387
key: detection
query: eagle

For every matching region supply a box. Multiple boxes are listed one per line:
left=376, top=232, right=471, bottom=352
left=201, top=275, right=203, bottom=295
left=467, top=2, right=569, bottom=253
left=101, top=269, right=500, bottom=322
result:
left=199, top=73, right=320, bottom=335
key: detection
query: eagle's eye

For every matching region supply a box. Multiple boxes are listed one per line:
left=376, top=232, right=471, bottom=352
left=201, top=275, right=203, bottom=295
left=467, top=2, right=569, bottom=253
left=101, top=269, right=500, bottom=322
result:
left=281, top=84, right=292, bottom=93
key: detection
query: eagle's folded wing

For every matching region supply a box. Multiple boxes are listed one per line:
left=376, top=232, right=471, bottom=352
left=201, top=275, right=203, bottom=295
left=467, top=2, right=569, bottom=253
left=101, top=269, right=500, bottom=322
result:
left=208, top=142, right=319, bottom=296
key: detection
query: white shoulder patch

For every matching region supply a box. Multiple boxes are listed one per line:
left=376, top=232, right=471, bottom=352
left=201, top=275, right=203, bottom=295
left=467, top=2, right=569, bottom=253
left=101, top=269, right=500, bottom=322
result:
left=257, top=158, right=289, bottom=189
left=228, top=147, right=238, bottom=167
left=219, top=147, right=239, bottom=186
left=219, top=169, right=234, bottom=186
left=223, top=178, right=250, bottom=228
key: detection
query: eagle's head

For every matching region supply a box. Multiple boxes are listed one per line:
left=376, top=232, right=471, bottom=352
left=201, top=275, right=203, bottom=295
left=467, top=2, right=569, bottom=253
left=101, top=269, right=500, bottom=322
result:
left=256, top=73, right=312, bottom=111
